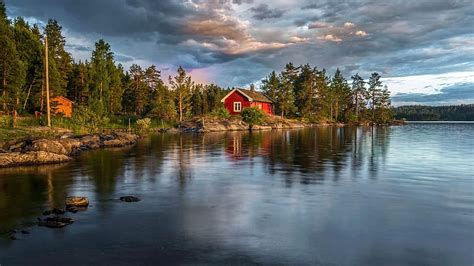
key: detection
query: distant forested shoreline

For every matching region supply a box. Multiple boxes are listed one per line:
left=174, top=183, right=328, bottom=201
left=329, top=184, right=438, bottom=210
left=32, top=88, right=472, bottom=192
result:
left=393, top=104, right=474, bottom=121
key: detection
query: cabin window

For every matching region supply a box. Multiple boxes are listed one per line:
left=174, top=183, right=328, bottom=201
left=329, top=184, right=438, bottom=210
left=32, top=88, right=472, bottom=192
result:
left=234, top=102, right=242, bottom=112
left=257, top=103, right=262, bottom=109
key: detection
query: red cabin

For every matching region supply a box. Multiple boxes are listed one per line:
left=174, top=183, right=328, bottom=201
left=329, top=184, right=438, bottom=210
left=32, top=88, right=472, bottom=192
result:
left=221, top=88, right=274, bottom=115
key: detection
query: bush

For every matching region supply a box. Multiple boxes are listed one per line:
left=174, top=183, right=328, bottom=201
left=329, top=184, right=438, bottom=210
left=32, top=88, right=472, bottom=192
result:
left=211, top=107, right=230, bottom=119
left=241, top=107, right=266, bottom=130
left=0, top=116, right=12, bottom=128
left=136, top=118, right=151, bottom=131
left=72, top=105, right=110, bottom=133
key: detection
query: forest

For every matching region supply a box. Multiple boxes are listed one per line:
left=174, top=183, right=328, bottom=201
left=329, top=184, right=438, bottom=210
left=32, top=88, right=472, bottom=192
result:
left=0, top=1, right=393, bottom=133
left=393, top=105, right=474, bottom=121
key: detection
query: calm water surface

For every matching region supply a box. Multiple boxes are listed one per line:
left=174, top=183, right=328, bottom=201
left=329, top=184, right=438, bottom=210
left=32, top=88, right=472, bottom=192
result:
left=1, top=124, right=473, bottom=265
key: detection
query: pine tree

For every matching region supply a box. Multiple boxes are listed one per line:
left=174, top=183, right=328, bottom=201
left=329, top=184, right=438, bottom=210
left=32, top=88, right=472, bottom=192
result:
left=89, top=39, right=115, bottom=114
left=129, top=64, right=147, bottom=115
left=0, top=3, right=24, bottom=113
left=379, top=85, right=392, bottom=123
left=109, top=64, right=124, bottom=114
left=368, top=72, right=382, bottom=121
left=351, top=73, right=367, bottom=122
left=330, top=69, right=351, bottom=122
left=144, top=65, right=162, bottom=113
left=169, top=66, right=193, bottom=122
left=294, top=64, right=317, bottom=118
left=314, top=68, right=331, bottom=120
left=12, top=18, right=43, bottom=112
left=44, top=19, right=72, bottom=96
left=277, top=72, right=296, bottom=118
left=261, top=71, right=280, bottom=110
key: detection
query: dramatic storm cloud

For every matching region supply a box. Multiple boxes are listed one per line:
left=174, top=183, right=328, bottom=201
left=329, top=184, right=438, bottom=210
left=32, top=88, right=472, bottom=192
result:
left=5, top=0, right=474, bottom=105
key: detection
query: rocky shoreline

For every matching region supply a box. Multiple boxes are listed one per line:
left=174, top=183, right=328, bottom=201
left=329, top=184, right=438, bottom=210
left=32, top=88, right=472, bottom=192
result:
left=0, top=132, right=140, bottom=168
left=175, top=117, right=406, bottom=133
left=176, top=117, right=311, bottom=133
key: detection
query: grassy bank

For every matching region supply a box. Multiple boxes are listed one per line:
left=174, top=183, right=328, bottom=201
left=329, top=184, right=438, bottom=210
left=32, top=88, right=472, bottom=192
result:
left=0, top=115, right=177, bottom=142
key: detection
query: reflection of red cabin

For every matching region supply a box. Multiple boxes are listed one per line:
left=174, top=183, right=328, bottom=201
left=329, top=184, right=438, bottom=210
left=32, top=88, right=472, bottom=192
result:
left=221, top=88, right=274, bottom=115
left=51, top=96, right=73, bottom=117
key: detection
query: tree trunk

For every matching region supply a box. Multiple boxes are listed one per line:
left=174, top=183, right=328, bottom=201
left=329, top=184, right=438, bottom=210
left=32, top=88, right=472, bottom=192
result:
left=179, top=92, right=183, bottom=122
left=355, top=95, right=359, bottom=122
left=23, top=81, right=34, bottom=111
left=2, top=68, right=7, bottom=112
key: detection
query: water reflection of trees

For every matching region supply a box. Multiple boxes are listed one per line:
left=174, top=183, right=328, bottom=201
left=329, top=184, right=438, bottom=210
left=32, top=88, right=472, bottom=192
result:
left=0, top=164, right=73, bottom=236
left=220, top=127, right=391, bottom=184
left=0, top=127, right=391, bottom=238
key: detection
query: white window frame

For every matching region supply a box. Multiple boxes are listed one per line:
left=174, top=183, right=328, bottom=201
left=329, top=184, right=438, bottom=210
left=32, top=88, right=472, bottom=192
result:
left=234, top=102, right=242, bottom=112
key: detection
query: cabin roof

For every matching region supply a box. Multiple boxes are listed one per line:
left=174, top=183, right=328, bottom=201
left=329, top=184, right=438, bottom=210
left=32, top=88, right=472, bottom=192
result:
left=221, top=88, right=273, bottom=103
left=52, top=95, right=74, bottom=103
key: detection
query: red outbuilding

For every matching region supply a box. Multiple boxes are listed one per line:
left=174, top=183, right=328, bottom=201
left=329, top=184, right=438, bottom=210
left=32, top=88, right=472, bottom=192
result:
left=221, top=88, right=274, bottom=115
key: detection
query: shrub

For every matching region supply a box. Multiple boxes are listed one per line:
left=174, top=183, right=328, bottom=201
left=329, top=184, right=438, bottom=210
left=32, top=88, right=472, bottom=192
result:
left=0, top=116, right=12, bottom=128
left=72, top=105, right=110, bottom=133
left=136, top=118, right=152, bottom=131
left=241, top=107, right=266, bottom=130
left=211, top=107, right=230, bottom=119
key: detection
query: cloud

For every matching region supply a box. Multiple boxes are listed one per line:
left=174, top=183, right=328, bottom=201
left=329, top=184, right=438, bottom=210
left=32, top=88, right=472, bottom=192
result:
left=355, top=30, right=367, bottom=36
left=343, top=22, right=355, bottom=27
left=391, top=82, right=474, bottom=106
left=318, top=34, right=342, bottom=42
left=249, top=4, right=285, bottom=20
left=308, top=22, right=331, bottom=29
left=3, top=0, right=474, bottom=105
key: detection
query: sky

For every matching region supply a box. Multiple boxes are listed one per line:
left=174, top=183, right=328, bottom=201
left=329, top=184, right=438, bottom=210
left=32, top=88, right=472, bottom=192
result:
left=5, top=0, right=474, bottom=106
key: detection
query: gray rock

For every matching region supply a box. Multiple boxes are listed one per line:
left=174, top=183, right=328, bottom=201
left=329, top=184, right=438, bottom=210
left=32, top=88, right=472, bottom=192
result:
left=0, top=151, right=72, bottom=168
left=119, top=196, right=141, bottom=202
left=31, top=139, right=68, bottom=155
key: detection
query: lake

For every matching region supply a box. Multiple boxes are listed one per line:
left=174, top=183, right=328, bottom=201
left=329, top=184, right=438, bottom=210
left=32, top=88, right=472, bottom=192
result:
left=1, top=124, right=473, bottom=265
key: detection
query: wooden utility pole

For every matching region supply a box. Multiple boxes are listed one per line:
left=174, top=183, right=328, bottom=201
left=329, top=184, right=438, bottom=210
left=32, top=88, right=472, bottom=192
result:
left=45, top=36, right=51, bottom=127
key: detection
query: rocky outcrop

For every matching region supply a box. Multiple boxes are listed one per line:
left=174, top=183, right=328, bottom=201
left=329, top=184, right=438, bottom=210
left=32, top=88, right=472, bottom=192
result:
left=179, top=117, right=312, bottom=133
left=0, top=132, right=140, bottom=168
left=0, top=151, right=72, bottom=167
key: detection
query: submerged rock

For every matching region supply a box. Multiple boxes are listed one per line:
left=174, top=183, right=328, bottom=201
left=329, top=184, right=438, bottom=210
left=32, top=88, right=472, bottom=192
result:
left=119, top=196, right=141, bottom=202
left=38, top=216, right=74, bottom=228
left=65, top=196, right=89, bottom=207
left=43, top=208, right=66, bottom=215
left=21, top=229, right=30, bottom=234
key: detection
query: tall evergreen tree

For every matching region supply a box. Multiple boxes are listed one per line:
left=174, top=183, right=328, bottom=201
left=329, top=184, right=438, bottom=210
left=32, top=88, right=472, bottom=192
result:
left=12, top=18, right=43, bottom=112
left=294, top=64, right=316, bottom=118
left=261, top=71, right=279, bottom=105
left=89, top=39, right=115, bottom=114
left=109, top=64, right=124, bottom=114
left=44, top=19, right=72, bottom=96
left=329, top=68, right=351, bottom=122
left=368, top=72, right=383, bottom=120
left=0, top=3, right=24, bottom=113
left=129, top=64, right=147, bottom=115
left=277, top=72, right=296, bottom=118
left=351, top=73, right=367, bottom=122
left=169, top=66, right=193, bottom=122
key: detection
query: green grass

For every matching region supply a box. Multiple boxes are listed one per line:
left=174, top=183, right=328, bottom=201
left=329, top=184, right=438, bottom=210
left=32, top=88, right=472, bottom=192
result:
left=0, top=115, right=178, bottom=142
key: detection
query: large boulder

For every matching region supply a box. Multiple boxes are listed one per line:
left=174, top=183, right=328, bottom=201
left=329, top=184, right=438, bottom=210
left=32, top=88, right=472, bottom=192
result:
left=58, top=138, right=82, bottom=154
left=103, top=133, right=139, bottom=147
left=79, top=135, right=101, bottom=149
left=0, top=151, right=72, bottom=168
left=31, top=139, right=68, bottom=155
